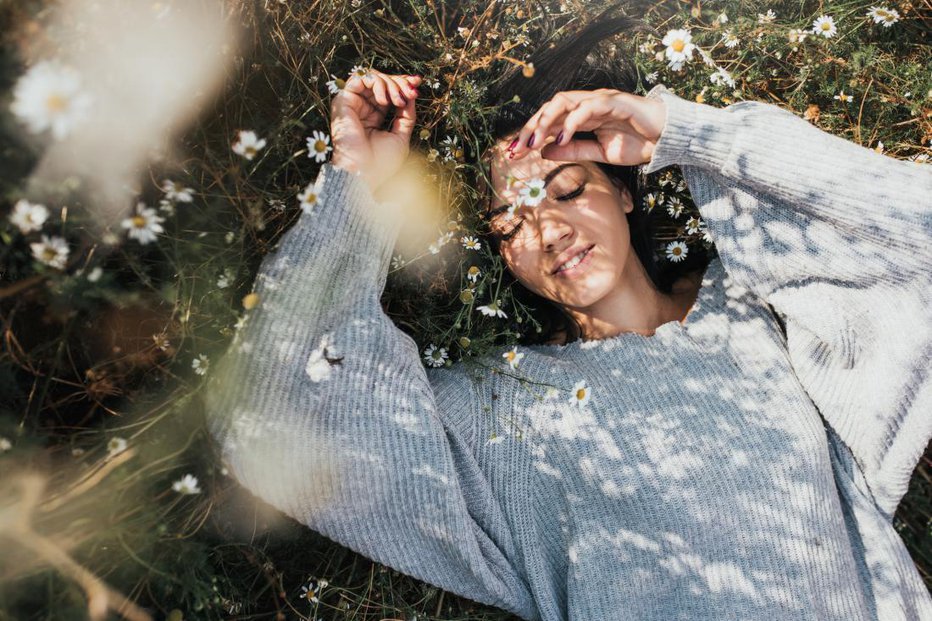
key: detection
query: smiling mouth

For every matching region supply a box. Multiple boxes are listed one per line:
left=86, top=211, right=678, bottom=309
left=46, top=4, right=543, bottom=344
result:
left=554, top=244, right=595, bottom=275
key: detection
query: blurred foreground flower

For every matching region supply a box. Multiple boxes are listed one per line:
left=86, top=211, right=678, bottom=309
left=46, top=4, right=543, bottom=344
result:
left=30, top=234, right=70, bottom=269
left=8, top=199, right=50, bottom=234
left=10, top=60, right=93, bottom=139
left=160, top=179, right=194, bottom=203
left=298, top=179, right=321, bottom=214
left=106, top=437, right=128, bottom=458
left=232, top=130, right=267, bottom=160
left=171, top=473, right=201, bottom=495
left=121, top=202, right=165, bottom=245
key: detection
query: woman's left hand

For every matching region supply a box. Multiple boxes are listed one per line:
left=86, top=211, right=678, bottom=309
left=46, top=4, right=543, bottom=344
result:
left=506, top=89, right=667, bottom=167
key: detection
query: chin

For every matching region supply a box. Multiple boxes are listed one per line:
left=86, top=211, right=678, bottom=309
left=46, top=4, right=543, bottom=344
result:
left=546, top=270, right=615, bottom=311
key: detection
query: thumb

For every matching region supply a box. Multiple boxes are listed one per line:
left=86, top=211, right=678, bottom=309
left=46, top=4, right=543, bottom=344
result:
left=390, top=96, right=416, bottom=143
left=540, top=138, right=607, bottom=164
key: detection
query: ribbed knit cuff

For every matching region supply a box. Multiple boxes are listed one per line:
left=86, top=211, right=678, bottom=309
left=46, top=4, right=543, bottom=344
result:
left=643, top=84, right=737, bottom=176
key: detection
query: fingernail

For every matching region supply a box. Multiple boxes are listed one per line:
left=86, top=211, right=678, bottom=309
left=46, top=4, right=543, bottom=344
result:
left=527, top=134, right=535, bottom=148
left=508, top=151, right=515, bottom=160
left=556, top=130, right=564, bottom=145
left=508, top=138, right=518, bottom=151
left=400, top=95, right=407, bottom=105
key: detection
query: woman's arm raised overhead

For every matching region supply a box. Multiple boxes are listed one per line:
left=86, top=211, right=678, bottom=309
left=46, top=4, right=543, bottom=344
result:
left=202, top=164, right=537, bottom=620
left=643, top=84, right=932, bottom=521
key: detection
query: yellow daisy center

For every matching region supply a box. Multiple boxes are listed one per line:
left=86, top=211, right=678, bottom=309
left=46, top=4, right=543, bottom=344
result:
left=43, top=248, right=57, bottom=260
left=468, top=266, right=480, bottom=276
left=131, top=215, right=147, bottom=228
left=46, top=93, right=67, bottom=112
left=672, top=39, right=685, bottom=52
left=820, top=22, right=831, bottom=31
left=576, top=388, right=587, bottom=400
left=314, top=140, right=327, bottom=152
left=671, top=247, right=683, bottom=256
left=505, top=351, right=515, bottom=361
left=304, top=192, right=317, bottom=203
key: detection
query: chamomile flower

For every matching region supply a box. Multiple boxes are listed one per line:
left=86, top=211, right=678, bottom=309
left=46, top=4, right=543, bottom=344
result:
left=709, top=67, right=736, bottom=88
left=502, top=346, right=524, bottom=369
left=643, top=192, right=661, bottom=213
left=326, top=74, right=345, bottom=93
left=232, top=130, right=267, bottom=160
left=441, top=135, right=461, bottom=160
left=191, top=354, right=210, bottom=376
left=107, top=437, right=128, bottom=458
left=834, top=91, right=853, bottom=103
left=298, top=180, right=321, bottom=215
left=721, top=31, right=740, bottom=48
left=30, top=234, right=70, bottom=269
left=757, top=9, right=777, bottom=24
left=666, top=196, right=685, bottom=219
left=152, top=332, right=171, bottom=351
left=700, top=221, right=713, bottom=244
left=349, top=64, right=370, bottom=79
left=161, top=179, right=194, bottom=203
left=867, top=6, right=900, bottom=27
left=716, top=12, right=729, bottom=25
left=461, top=235, right=481, bottom=251
left=518, top=178, right=547, bottom=207
left=306, top=130, right=332, bottom=163
left=787, top=29, right=809, bottom=44
left=812, top=15, right=837, bottom=38
left=645, top=71, right=659, bottom=83
left=301, top=580, right=323, bottom=604
left=9, top=199, right=49, bottom=234
left=216, top=268, right=234, bottom=289
left=121, top=203, right=165, bottom=245
left=10, top=60, right=93, bottom=139
left=661, top=29, right=695, bottom=64
left=423, top=344, right=448, bottom=368
left=569, top=380, right=591, bottom=408
left=477, top=299, right=507, bottom=319
left=171, top=473, right=201, bottom=495
left=429, top=231, right=455, bottom=254
left=466, top=265, right=481, bottom=283
left=665, top=240, right=688, bottom=262
left=685, top=216, right=703, bottom=235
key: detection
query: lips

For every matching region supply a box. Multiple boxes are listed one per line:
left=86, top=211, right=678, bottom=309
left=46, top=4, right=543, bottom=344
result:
left=552, top=244, right=595, bottom=274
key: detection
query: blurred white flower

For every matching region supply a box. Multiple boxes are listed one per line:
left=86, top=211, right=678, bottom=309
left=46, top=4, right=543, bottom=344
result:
left=30, top=234, right=70, bottom=269
left=812, top=15, right=837, bottom=38
left=721, top=31, right=740, bottom=48
left=423, top=344, right=448, bottom=368
left=298, top=179, right=321, bottom=215
left=502, top=346, right=524, bottom=369
left=834, top=90, right=853, bottom=103
left=787, top=29, right=809, bottom=44
left=716, top=12, right=729, bottom=24
left=661, top=29, right=695, bottom=64
left=225, top=230, right=236, bottom=244
left=867, top=6, right=900, bottom=27
left=306, top=130, right=332, bottom=163
left=0, top=437, right=12, bottom=452
left=107, top=436, right=128, bottom=457
left=428, top=231, right=455, bottom=254
left=477, top=299, right=507, bottom=319
left=645, top=71, right=659, bottom=83
left=519, top=178, right=547, bottom=207
left=157, top=198, right=175, bottom=216
left=390, top=254, right=405, bottom=270
left=232, top=130, right=267, bottom=160
left=161, top=179, right=194, bottom=203
left=9, top=199, right=50, bottom=234
left=216, top=268, right=234, bottom=289
left=191, top=354, right=209, bottom=376
left=121, top=202, right=165, bottom=244
left=757, top=9, right=777, bottom=24
left=665, top=240, right=688, bottom=262
left=10, top=60, right=93, bottom=139
left=709, top=67, right=736, bottom=88
left=86, top=266, right=103, bottom=282
left=171, top=473, right=201, bottom=494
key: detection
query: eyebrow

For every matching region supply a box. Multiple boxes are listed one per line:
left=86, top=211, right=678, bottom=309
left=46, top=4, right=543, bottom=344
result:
left=485, top=163, right=584, bottom=219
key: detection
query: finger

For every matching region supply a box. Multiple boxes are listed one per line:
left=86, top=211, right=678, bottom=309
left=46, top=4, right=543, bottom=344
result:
left=515, top=93, right=579, bottom=154
left=372, top=71, right=408, bottom=108
left=367, top=73, right=392, bottom=107
left=539, top=138, right=608, bottom=164
left=559, top=96, right=617, bottom=145
left=389, top=74, right=420, bottom=99
left=390, top=93, right=417, bottom=143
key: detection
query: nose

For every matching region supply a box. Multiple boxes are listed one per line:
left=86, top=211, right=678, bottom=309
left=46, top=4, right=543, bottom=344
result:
left=539, top=210, right=574, bottom=253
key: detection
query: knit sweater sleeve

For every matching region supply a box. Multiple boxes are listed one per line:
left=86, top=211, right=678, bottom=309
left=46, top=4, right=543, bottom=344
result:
left=644, top=84, right=932, bottom=521
left=202, top=163, right=537, bottom=620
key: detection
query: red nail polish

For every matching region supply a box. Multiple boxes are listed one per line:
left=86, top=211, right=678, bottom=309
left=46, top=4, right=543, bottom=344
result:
left=527, top=134, right=535, bottom=148
left=556, top=130, right=564, bottom=145
left=508, top=138, right=518, bottom=151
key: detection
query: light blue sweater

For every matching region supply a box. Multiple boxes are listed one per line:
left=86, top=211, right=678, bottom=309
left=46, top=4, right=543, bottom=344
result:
left=203, top=84, right=932, bottom=620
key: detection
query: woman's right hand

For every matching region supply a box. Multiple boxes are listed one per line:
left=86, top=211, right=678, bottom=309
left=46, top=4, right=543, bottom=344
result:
left=329, top=70, right=421, bottom=194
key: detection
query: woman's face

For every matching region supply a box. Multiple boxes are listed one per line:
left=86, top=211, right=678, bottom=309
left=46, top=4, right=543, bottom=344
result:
left=486, top=138, right=635, bottom=312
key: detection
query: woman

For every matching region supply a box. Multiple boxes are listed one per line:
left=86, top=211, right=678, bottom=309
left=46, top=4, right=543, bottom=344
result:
left=204, top=13, right=932, bottom=621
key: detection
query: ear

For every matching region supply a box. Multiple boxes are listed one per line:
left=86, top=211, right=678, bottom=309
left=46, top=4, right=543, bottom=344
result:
left=609, top=177, right=634, bottom=213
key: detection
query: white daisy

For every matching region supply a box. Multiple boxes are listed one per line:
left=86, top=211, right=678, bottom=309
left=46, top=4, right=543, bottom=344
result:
left=441, top=135, right=461, bottom=160
left=390, top=254, right=405, bottom=270
left=867, top=6, right=900, bottom=27
left=466, top=265, right=481, bottom=283
left=10, top=60, right=93, bottom=140
left=157, top=199, right=175, bottom=216
left=666, top=196, right=685, bottom=219
left=171, top=473, right=201, bottom=494
left=716, top=12, right=729, bottom=25
left=349, top=64, right=370, bottom=79
left=661, top=29, right=695, bottom=64
left=423, top=344, right=448, bottom=368
left=787, top=29, right=809, bottom=44
left=306, top=130, right=333, bottom=163
left=86, top=266, right=103, bottom=282
left=298, top=180, right=321, bottom=215
left=300, top=581, right=321, bottom=604
left=161, top=179, right=194, bottom=203
left=191, top=354, right=209, bottom=376
left=429, top=231, right=455, bottom=255
left=30, top=234, right=70, bottom=269
left=461, top=235, right=481, bottom=251
left=0, top=437, right=11, bottom=452
left=518, top=178, right=547, bottom=207
left=709, top=67, right=735, bottom=88
left=216, top=268, right=234, bottom=289
left=107, top=437, right=128, bottom=457
left=812, top=15, right=837, bottom=38
left=121, top=202, right=165, bottom=245
left=502, top=346, right=524, bottom=369
left=477, top=299, right=507, bottom=319
left=152, top=332, right=171, bottom=351
left=643, top=192, right=661, bottom=213
left=325, top=74, right=345, bottom=93
left=834, top=91, right=853, bottom=103
left=569, top=380, right=591, bottom=408
left=9, top=199, right=49, bottom=234
left=757, top=9, right=776, bottom=24
left=232, top=130, right=267, bottom=160
left=721, top=31, right=740, bottom=48
left=685, top=216, right=703, bottom=235
left=665, top=240, right=688, bottom=262
left=667, top=59, right=686, bottom=72
left=645, top=71, right=659, bottom=83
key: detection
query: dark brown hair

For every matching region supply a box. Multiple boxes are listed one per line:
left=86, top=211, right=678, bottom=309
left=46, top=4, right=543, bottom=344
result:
left=474, top=2, right=712, bottom=345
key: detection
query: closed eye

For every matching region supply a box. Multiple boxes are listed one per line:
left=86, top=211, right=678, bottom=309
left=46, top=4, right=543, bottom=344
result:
left=500, top=183, right=587, bottom=241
